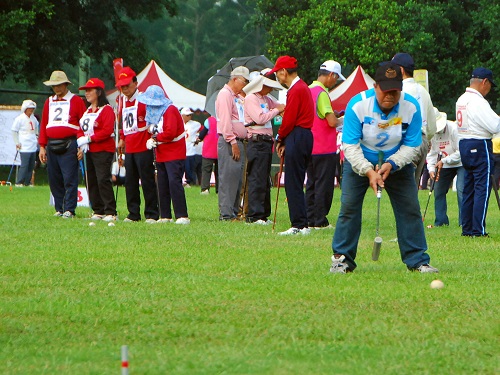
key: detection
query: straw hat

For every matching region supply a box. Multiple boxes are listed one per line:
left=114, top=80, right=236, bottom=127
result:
left=43, top=71, right=72, bottom=86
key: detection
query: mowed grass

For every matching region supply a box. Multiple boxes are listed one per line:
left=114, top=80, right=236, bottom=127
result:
left=0, top=184, right=499, bottom=374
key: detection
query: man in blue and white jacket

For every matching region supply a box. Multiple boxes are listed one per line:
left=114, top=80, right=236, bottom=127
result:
left=330, top=62, right=438, bottom=274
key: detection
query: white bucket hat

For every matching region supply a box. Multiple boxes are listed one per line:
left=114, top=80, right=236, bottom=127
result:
left=434, top=107, right=447, bottom=133
left=43, top=71, right=72, bottom=86
left=21, top=100, right=36, bottom=113
left=243, top=74, right=285, bottom=95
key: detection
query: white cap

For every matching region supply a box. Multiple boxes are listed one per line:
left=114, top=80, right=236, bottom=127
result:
left=230, top=66, right=251, bottom=80
left=21, top=99, right=36, bottom=113
left=320, top=60, right=346, bottom=80
left=180, top=107, right=193, bottom=116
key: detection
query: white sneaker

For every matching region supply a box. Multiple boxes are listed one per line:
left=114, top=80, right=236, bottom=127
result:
left=123, top=217, right=138, bottom=223
left=175, top=217, right=190, bottom=225
left=90, top=214, right=104, bottom=220
left=200, top=190, right=210, bottom=195
left=314, top=224, right=334, bottom=230
left=252, top=219, right=270, bottom=225
left=330, top=255, right=350, bottom=274
left=157, top=218, right=173, bottom=223
left=300, top=227, right=311, bottom=235
left=278, top=227, right=310, bottom=235
left=145, top=218, right=157, bottom=224
left=413, top=264, right=439, bottom=273
left=53, top=211, right=63, bottom=217
left=62, top=211, right=75, bottom=219
left=102, top=215, right=117, bottom=222
left=15, top=184, right=24, bottom=187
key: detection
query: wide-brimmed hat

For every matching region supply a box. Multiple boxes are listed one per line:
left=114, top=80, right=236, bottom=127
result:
left=243, top=74, right=285, bottom=95
left=43, top=71, right=72, bottom=86
left=79, top=78, right=105, bottom=90
left=434, top=107, right=447, bottom=133
left=137, top=85, right=169, bottom=106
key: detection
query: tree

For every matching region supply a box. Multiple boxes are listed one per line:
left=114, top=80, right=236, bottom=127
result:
left=0, top=0, right=177, bottom=86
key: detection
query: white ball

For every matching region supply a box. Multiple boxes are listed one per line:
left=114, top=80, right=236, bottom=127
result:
left=430, top=279, right=444, bottom=289
left=89, top=222, right=96, bottom=226
left=108, top=222, right=115, bottom=227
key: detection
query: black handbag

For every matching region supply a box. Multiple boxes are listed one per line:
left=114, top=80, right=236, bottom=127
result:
left=47, top=138, right=73, bottom=154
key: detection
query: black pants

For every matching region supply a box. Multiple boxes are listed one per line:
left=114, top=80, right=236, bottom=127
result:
left=86, top=151, right=116, bottom=215
left=305, top=153, right=339, bottom=227
left=125, top=150, right=159, bottom=221
left=201, top=157, right=218, bottom=192
left=157, top=159, right=188, bottom=219
left=185, top=154, right=202, bottom=185
left=246, top=140, right=273, bottom=222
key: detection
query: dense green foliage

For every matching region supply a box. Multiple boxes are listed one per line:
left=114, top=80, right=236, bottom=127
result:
left=255, top=0, right=499, bottom=115
left=0, top=185, right=499, bottom=373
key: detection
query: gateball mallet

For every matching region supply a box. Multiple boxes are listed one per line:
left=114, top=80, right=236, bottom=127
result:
left=6, top=150, right=19, bottom=189
left=272, top=155, right=284, bottom=233
left=372, top=151, right=384, bottom=261
left=422, top=152, right=442, bottom=223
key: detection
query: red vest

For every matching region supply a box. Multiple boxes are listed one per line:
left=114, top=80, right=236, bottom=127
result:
left=202, top=116, right=218, bottom=159
left=310, top=85, right=337, bottom=155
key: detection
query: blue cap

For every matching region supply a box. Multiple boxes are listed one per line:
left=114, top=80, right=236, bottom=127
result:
left=391, top=53, right=415, bottom=71
left=471, top=67, right=496, bottom=87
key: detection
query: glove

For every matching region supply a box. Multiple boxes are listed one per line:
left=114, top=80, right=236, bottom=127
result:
left=77, top=136, right=91, bottom=147
left=148, top=124, right=159, bottom=135
left=146, top=138, right=157, bottom=150
left=80, top=144, right=89, bottom=153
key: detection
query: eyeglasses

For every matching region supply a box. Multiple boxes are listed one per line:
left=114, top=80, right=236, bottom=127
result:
left=237, top=77, right=249, bottom=85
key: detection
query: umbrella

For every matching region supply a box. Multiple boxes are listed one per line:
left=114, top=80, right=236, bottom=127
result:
left=204, top=55, right=275, bottom=116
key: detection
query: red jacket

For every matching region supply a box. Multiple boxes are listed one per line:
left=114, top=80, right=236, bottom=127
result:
left=77, top=104, right=116, bottom=153
left=118, top=92, right=149, bottom=153
left=155, top=105, right=187, bottom=163
left=277, top=78, right=314, bottom=140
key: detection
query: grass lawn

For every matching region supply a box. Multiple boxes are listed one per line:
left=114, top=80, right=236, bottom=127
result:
left=0, top=184, right=499, bottom=374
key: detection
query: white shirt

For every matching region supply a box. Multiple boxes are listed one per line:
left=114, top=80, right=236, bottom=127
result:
left=456, top=87, right=500, bottom=140
left=426, top=121, right=462, bottom=173
left=11, top=113, right=39, bottom=152
left=184, top=120, right=202, bottom=156
left=402, top=78, right=436, bottom=140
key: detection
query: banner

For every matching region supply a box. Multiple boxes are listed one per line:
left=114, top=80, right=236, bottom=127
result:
left=50, top=187, right=90, bottom=207
left=113, top=58, right=124, bottom=86
left=0, top=106, right=22, bottom=166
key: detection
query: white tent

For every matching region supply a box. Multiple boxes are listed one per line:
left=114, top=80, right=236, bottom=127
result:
left=107, top=60, right=206, bottom=111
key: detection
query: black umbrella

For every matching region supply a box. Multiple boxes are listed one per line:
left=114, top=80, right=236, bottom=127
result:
left=204, top=55, right=275, bottom=116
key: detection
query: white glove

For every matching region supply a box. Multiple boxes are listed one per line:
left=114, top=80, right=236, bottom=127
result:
left=148, top=124, right=159, bottom=135
left=146, top=138, right=157, bottom=150
left=80, top=144, right=89, bottom=153
left=77, top=136, right=91, bottom=147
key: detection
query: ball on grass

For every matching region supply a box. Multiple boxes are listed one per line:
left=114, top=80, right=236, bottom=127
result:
left=430, top=279, right=444, bottom=289
left=108, top=222, right=115, bottom=227
left=89, top=222, right=96, bottom=226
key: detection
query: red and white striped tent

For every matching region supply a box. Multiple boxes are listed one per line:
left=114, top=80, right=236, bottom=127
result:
left=329, top=65, right=375, bottom=112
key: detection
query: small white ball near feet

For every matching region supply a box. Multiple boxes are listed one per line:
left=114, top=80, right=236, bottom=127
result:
left=108, top=222, right=115, bottom=227
left=430, top=279, right=444, bottom=289
left=89, top=222, right=96, bottom=226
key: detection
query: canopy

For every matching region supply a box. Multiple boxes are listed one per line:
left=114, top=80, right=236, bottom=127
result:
left=107, top=60, right=206, bottom=111
left=329, top=65, right=375, bottom=111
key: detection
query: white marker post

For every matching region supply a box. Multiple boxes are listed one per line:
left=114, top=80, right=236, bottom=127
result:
left=121, top=345, right=129, bottom=375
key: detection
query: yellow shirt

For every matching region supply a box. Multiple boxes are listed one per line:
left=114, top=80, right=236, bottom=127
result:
left=493, top=135, right=500, bottom=154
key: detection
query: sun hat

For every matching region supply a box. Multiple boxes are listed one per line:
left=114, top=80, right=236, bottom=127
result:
left=269, top=56, right=298, bottom=74
left=115, top=67, right=137, bottom=87
left=230, top=66, right=251, bottom=81
left=320, top=60, right=346, bottom=80
left=137, top=85, right=170, bottom=106
left=243, top=74, right=285, bottom=95
left=43, top=71, right=72, bottom=86
left=374, top=62, right=403, bottom=92
left=21, top=100, right=36, bottom=112
left=180, top=107, right=194, bottom=116
left=471, top=67, right=496, bottom=87
left=434, top=107, right=447, bottom=133
left=78, top=78, right=105, bottom=90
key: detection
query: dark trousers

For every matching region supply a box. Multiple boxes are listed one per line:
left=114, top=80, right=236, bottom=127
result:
left=459, top=139, right=493, bottom=236
left=157, top=159, right=188, bottom=219
left=85, top=151, right=116, bottom=216
left=306, top=153, right=339, bottom=227
left=17, top=151, right=36, bottom=185
left=246, top=140, right=273, bottom=222
left=185, top=154, right=202, bottom=185
left=124, top=150, right=159, bottom=221
left=284, top=127, right=313, bottom=229
left=47, top=139, right=79, bottom=214
left=201, top=157, right=218, bottom=192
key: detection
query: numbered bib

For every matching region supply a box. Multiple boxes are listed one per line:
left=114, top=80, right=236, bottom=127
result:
left=456, top=105, right=468, bottom=134
left=80, top=112, right=98, bottom=136
left=235, top=98, right=245, bottom=123
left=250, top=103, right=272, bottom=129
left=122, top=104, right=139, bottom=135
left=47, top=101, right=70, bottom=128
left=361, top=116, right=402, bottom=151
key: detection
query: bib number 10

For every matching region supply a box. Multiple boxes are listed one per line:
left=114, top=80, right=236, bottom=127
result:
left=124, top=113, right=134, bottom=129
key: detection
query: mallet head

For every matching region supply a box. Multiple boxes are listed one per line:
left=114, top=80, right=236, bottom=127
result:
left=372, top=236, right=383, bottom=261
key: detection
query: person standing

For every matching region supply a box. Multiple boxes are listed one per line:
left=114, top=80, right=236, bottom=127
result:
left=196, top=116, right=218, bottom=194
left=39, top=71, right=86, bottom=218
left=391, top=53, right=436, bottom=187
left=11, top=100, right=39, bottom=187
left=306, top=60, right=345, bottom=229
left=76, top=78, right=117, bottom=222
left=116, top=67, right=159, bottom=223
left=269, top=56, right=314, bottom=235
left=330, top=62, right=438, bottom=273
left=456, top=67, right=500, bottom=237
left=181, top=107, right=202, bottom=187
left=426, top=109, right=464, bottom=227
left=215, top=66, right=249, bottom=221
left=138, top=85, right=189, bottom=224
left=243, top=72, right=286, bottom=224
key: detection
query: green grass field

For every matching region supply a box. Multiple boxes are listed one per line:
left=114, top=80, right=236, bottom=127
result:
left=1, top=184, right=499, bottom=374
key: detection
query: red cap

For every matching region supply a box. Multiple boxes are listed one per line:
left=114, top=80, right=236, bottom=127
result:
left=269, top=55, right=298, bottom=74
left=78, top=78, right=105, bottom=90
left=115, top=67, right=136, bottom=87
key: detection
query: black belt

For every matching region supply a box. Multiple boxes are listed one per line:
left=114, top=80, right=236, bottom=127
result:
left=236, top=137, right=248, bottom=143
left=249, top=134, right=274, bottom=143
